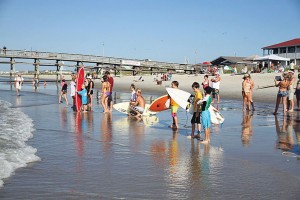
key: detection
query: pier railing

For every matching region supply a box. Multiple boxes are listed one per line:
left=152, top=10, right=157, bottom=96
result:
left=0, top=49, right=193, bottom=70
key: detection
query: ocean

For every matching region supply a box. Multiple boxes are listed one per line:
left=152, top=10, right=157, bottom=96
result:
left=0, top=99, right=40, bottom=187
left=0, top=78, right=299, bottom=199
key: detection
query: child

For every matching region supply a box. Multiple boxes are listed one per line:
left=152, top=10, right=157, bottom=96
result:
left=58, top=79, right=69, bottom=106
left=198, top=86, right=213, bottom=143
left=191, top=82, right=203, bottom=139
left=78, top=84, right=88, bottom=112
left=169, top=81, right=179, bottom=129
left=130, top=84, right=137, bottom=103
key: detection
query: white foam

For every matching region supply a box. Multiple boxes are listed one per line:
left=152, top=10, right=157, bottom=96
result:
left=0, top=100, right=40, bottom=188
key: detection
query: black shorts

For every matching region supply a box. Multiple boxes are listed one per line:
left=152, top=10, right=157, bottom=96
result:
left=108, top=94, right=113, bottom=101
left=90, top=90, right=93, bottom=95
left=191, top=112, right=201, bottom=124
left=212, top=89, right=219, bottom=98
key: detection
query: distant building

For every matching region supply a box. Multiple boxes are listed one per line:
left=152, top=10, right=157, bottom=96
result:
left=210, top=56, right=246, bottom=66
left=262, top=38, right=300, bottom=65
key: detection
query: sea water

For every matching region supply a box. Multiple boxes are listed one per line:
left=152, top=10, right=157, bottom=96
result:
left=0, top=99, right=40, bottom=187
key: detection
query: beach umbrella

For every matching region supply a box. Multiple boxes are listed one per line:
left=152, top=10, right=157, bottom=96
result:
left=202, top=61, right=212, bottom=65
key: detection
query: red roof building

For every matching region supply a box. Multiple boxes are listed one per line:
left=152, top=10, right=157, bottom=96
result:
left=262, top=38, right=300, bottom=65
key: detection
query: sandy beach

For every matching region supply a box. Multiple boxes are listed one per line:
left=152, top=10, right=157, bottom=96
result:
left=0, top=73, right=300, bottom=199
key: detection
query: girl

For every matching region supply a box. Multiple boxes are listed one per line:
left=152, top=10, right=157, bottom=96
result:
left=101, top=75, right=111, bottom=113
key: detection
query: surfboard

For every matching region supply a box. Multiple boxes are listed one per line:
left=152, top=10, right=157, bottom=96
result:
left=75, top=67, right=85, bottom=112
left=113, top=102, right=156, bottom=116
left=166, top=87, right=225, bottom=124
left=187, top=101, right=224, bottom=124
left=166, top=88, right=192, bottom=110
left=148, top=95, right=170, bottom=112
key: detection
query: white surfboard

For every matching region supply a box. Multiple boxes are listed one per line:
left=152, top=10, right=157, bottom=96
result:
left=166, top=88, right=225, bottom=124
left=113, top=102, right=156, bottom=116
left=166, top=87, right=192, bottom=110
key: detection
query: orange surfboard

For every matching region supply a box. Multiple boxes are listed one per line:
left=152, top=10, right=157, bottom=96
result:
left=149, top=95, right=170, bottom=112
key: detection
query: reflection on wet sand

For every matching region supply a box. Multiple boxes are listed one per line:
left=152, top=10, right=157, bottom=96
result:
left=275, top=114, right=300, bottom=156
left=293, top=112, right=300, bottom=146
left=241, top=111, right=253, bottom=147
left=72, top=112, right=93, bottom=161
left=59, top=106, right=68, bottom=130
left=74, top=112, right=84, bottom=157
left=101, top=113, right=113, bottom=156
left=275, top=115, right=293, bottom=151
left=128, top=116, right=145, bottom=152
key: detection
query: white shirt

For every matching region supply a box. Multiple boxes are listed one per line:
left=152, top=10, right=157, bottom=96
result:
left=70, top=81, right=76, bottom=97
left=212, top=77, right=220, bottom=90
left=14, top=76, right=24, bottom=89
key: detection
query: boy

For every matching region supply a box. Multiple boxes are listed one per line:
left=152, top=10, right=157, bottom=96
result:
left=78, top=84, right=88, bottom=112
left=191, top=82, right=203, bottom=139
left=169, top=81, right=179, bottom=129
left=198, top=86, right=213, bottom=143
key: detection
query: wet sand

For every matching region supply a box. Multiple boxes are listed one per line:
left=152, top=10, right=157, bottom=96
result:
left=0, top=82, right=299, bottom=199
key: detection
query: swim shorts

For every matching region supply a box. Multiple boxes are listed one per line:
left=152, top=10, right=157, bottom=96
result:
left=212, top=88, right=219, bottom=98
left=191, top=112, right=201, bottom=124
left=201, top=110, right=211, bottom=130
left=277, top=91, right=288, bottom=97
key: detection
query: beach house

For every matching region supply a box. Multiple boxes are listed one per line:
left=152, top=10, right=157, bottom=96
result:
left=262, top=38, right=300, bottom=65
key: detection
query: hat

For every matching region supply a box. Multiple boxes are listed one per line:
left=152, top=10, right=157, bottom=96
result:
left=243, top=74, right=250, bottom=79
left=87, top=75, right=92, bottom=79
left=288, top=70, right=295, bottom=74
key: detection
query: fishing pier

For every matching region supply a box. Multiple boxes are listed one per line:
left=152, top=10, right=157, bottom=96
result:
left=0, top=49, right=195, bottom=81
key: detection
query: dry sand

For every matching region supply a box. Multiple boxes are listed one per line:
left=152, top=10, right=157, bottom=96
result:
left=19, top=72, right=294, bottom=104
left=104, top=73, right=289, bottom=104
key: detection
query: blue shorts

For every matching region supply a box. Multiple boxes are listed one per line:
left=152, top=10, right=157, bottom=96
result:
left=201, top=110, right=211, bottom=130
left=277, top=91, right=288, bottom=97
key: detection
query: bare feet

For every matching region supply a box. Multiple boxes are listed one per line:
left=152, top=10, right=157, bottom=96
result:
left=201, top=140, right=210, bottom=144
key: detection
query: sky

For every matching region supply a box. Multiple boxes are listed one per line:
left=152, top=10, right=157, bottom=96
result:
left=0, top=0, right=300, bottom=66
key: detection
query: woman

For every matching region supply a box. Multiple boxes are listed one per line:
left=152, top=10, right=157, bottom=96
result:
left=273, top=73, right=290, bottom=115
left=242, top=74, right=252, bottom=111
left=101, top=75, right=111, bottom=113
left=202, top=75, right=209, bottom=89
left=86, top=75, right=94, bottom=111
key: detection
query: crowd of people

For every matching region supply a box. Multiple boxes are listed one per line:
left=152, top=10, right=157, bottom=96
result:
left=13, top=65, right=300, bottom=143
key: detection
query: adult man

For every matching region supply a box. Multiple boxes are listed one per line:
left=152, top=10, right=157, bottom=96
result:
left=105, top=71, right=114, bottom=112
left=130, top=88, right=145, bottom=117
left=211, top=72, right=221, bottom=104
left=14, top=74, right=24, bottom=96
